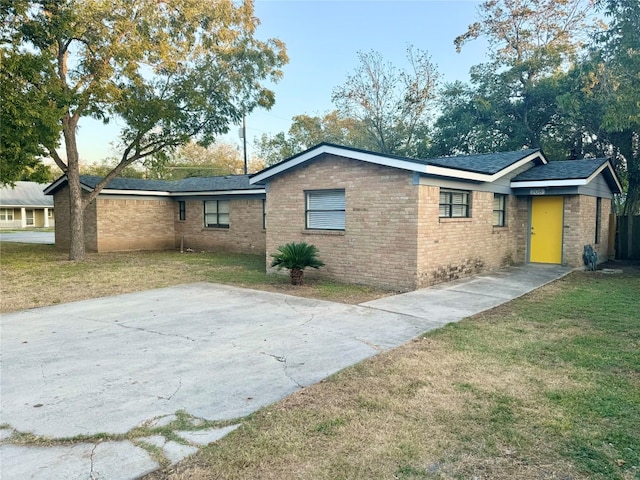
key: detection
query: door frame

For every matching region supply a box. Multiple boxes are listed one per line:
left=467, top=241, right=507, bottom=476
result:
left=528, top=195, right=564, bottom=264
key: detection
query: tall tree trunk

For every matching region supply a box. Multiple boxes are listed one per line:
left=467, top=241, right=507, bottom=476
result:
left=63, top=115, right=85, bottom=261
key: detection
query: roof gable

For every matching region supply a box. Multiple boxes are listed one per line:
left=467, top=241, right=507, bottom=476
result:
left=511, top=158, right=622, bottom=193
left=250, top=143, right=546, bottom=184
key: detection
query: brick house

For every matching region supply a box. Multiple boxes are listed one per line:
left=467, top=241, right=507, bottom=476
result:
left=44, top=175, right=265, bottom=254
left=45, top=144, right=621, bottom=290
left=250, top=143, right=622, bottom=290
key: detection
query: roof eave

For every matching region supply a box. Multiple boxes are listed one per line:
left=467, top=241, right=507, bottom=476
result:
left=250, top=144, right=428, bottom=184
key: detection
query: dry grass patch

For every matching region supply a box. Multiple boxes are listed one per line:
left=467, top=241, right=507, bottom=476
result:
left=144, top=267, right=639, bottom=480
left=0, top=242, right=391, bottom=312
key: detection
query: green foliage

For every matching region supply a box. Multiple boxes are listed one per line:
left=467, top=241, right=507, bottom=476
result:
left=270, top=242, right=324, bottom=285
left=2, top=0, right=287, bottom=258
left=0, top=47, right=62, bottom=185
left=331, top=46, right=439, bottom=156
left=80, top=159, right=145, bottom=179
left=254, top=111, right=374, bottom=166
left=144, top=141, right=262, bottom=179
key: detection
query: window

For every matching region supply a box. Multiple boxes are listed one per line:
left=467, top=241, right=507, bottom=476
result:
left=262, top=199, right=266, bottom=230
left=306, top=189, right=345, bottom=230
left=0, top=209, right=13, bottom=221
left=178, top=201, right=186, bottom=221
left=439, top=189, right=470, bottom=218
left=493, top=194, right=507, bottom=226
left=204, top=200, right=229, bottom=228
left=595, top=197, right=602, bottom=244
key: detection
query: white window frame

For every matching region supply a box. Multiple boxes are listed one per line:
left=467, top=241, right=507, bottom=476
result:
left=0, top=209, right=14, bottom=221
left=305, top=189, right=345, bottom=231
left=203, top=200, right=230, bottom=228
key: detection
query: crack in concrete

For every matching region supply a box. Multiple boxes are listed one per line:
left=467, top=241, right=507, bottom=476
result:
left=71, top=315, right=199, bottom=342
left=300, top=313, right=315, bottom=326
left=157, top=377, right=182, bottom=401
left=109, top=322, right=198, bottom=342
left=260, top=351, right=304, bottom=388
left=88, top=442, right=98, bottom=480
left=356, top=338, right=385, bottom=352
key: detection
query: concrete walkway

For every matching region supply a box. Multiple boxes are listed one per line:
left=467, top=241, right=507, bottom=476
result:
left=0, top=231, right=55, bottom=244
left=0, top=264, right=572, bottom=479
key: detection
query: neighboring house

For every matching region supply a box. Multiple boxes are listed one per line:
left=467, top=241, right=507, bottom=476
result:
left=250, top=143, right=622, bottom=290
left=44, top=175, right=265, bottom=254
left=0, top=181, right=55, bottom=229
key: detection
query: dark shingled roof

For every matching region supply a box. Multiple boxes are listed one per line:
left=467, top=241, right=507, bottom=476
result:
left=76, top=174, right=261, bottom=193
left=256, top=142, right=543, bottom=179
left=512, top=158, right=609, bottom=181
left=425, top=148, right=542, bottom=175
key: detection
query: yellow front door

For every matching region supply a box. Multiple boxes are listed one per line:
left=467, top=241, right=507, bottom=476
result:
left=530, top=196, right=563, bottom=264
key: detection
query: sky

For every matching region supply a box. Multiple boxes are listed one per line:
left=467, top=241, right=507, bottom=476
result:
left=75, top=0, right=489, bottom=164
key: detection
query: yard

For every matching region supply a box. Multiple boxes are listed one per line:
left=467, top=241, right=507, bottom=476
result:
left=142, top=264, right=639, bottom=480
left=1, top=243, right=638, bottom=479
left=0, top=243, right=389, bottom=313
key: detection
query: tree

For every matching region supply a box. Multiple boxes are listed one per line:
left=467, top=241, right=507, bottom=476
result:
left=146, top=140, right=264, bottom=179
left=331, top=47, right=439, bottom=156
left=254, top=111, right=373, bottom=165
left=594, top=0, right=640, bottom=215
left=435, top=0, right=597, bottom=156
left=79, top=159, right=145, bottom=179
left=2, top=0, right=287, bottom=259
left=0, top=35, right=61, bottom=185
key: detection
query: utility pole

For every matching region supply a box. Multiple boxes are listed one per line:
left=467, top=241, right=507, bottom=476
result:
left=242, top=114, right=248, bottom=174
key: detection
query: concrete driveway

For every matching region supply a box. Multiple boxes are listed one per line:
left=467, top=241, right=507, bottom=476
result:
left=0, top=265, right=572, bottom=479
left=0, top=231, right=55, bottom=244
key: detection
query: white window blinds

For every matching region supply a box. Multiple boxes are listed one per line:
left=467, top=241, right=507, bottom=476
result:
left=306, top=190, right=345, bottom=230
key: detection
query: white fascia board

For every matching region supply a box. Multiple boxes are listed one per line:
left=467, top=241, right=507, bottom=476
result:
left=43, top=176, right=68, bottom=194
left=171, top=189, right=265, bottom=196
left=249, top=145, right=428, bottom=184
left=587, top=162, right=623, bottom=193
left=98, top=189, right=265, bottom=197
left=488, top=152, right=546, bottom=181
left=100, top=189, right=172, bottom=196
left=511, top=179, right=587, bottom=188
left=423, top=165, right=490, bottom=181
left=250, top=145, right=547, bottom=185
left=1, top=204, right=52, bottom=208
left=426, top=151, right=546, bottom=183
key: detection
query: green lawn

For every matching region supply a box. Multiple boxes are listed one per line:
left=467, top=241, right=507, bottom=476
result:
left=144, top=267, right=640, bottom=480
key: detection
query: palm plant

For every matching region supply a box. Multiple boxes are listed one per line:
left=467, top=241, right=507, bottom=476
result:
left=270, top=242, right=325, bottom=285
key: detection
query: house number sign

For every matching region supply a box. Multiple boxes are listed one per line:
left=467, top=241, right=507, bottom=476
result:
left=529, top=188, right=546, bottom=195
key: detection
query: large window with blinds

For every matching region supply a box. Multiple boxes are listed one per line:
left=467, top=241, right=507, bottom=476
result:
left=439, top=189, right=470, bottom=218
left=305, top=189, right=345, bottom=230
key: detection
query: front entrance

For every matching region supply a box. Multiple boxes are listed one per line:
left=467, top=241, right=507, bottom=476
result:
left=530, top=196, right=563, bottom=264
left=25, top=209, right=35, bottom=226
